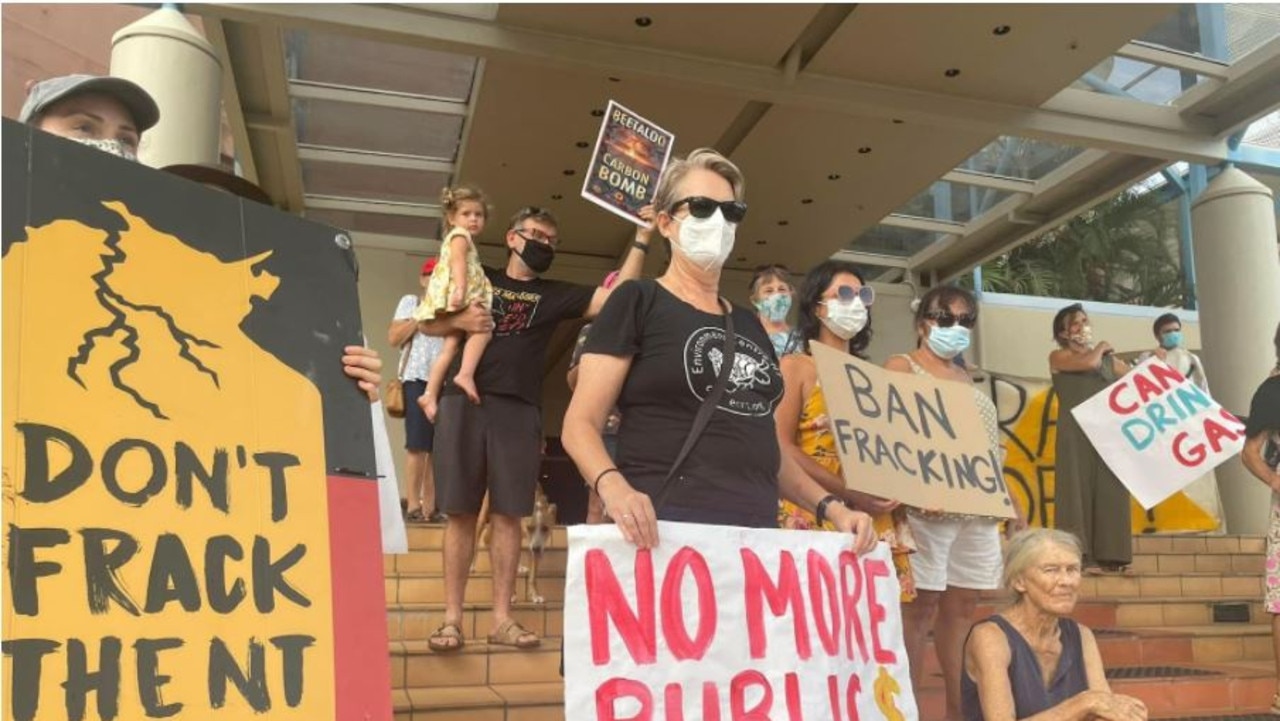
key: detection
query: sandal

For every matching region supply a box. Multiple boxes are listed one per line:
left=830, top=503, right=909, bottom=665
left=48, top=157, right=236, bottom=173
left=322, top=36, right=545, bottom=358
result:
left=488, top=618, right=540, bottom=649
left=428, top=622, right=464, bottom=653
left=405, top=507, right=426, bottom=523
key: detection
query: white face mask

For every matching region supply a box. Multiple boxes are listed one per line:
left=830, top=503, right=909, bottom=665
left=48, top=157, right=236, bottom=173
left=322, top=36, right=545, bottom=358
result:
left=820, top=298, right=868, bottom=340
left=673, top=209, right=736, bottom=272
left=71, top=137, right=138, bottom=162
left=1070, top=324, right=1094, bottom=346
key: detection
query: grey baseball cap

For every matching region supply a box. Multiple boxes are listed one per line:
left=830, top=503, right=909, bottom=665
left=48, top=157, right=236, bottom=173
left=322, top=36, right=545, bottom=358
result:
left=18, top=74, right=160, bottom=132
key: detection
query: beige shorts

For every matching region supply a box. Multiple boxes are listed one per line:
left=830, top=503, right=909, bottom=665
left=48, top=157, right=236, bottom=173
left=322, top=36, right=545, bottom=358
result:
left=905, top=513, right=1003, bottom=592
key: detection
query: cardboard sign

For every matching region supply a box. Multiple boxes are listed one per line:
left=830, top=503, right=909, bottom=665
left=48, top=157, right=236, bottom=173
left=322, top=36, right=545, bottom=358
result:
left=987, top=372, right=1220, bottom=532
left=1, top=120, right=389, bottom=721
left=1071, top=357, right=1246, bottom=509
left=564, top=522, right=915, bottom=721
left=581, top=100, right=674, bottom=227
left=810, top=343, right=1016, bottom=518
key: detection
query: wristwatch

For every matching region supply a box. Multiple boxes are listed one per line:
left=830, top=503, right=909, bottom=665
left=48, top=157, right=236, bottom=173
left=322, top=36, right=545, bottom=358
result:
left=815, top=494, right=847, bottom=528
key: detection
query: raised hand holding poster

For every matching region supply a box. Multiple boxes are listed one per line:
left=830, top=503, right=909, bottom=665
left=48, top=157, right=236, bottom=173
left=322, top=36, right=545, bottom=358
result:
left=2, top=120, right=388, bottom=721
left=810, top=343, right=1016, bottom=518
left=564, top=522, right=915, bottom=720
left=581, top=100, right=674, bottom=227
left=1071, top=357, right=1246, bottom=509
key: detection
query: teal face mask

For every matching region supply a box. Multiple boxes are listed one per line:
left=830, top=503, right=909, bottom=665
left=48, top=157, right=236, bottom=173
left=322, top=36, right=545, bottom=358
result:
left=754, top=293, right=792, bottom=323
left=927, top=325, right=971, bottom=359
left=1161, top=331, right=1183, bottom=350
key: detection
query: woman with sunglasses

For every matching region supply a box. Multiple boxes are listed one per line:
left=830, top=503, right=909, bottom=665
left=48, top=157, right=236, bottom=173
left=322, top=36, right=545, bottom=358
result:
left=563, top=148, right=876, bottom=553
left=887, top=285, right=1024, bottom=721
left=750, top=264, right=800, bottom=358
left=774, top=260, right=917, bottom=574
left=1050, top=303, right=1133, bottom=575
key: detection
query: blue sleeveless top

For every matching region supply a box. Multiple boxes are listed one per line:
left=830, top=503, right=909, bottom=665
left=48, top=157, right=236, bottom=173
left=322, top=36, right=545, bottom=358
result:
left=961, top=615, right=1088, bottom=721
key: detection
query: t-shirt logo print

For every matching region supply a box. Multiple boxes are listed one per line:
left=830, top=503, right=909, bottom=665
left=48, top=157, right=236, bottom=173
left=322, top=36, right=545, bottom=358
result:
left=685, top=326, right=781, bottom=417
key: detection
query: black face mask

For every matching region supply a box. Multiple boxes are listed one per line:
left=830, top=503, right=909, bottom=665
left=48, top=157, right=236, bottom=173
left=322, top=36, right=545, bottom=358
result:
left=518, top=239, right=555, bottom=273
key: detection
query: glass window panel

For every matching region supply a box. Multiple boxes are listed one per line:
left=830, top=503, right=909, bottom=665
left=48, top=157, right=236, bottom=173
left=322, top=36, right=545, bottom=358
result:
left=292, top=97, right=464, bottom=158
left=301, top=160, right=449, bottom=205
left=1083, top=57, right=1203, bottom=105
left=305, top=208, right=441, bottom=239
left=285, top=29, right=477, bottom=101
left=896, top=182, right=1015, bottom=223
left=849, top=225, right=942, bottom=257
left=961, top=137, right=1084, bottom=180
left=1137, top=4, right=1280, bottom=64
left=1225, top=4, right=1280, bottom=63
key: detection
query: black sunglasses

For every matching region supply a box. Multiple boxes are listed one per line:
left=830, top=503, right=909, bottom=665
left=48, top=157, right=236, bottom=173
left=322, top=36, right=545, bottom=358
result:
left=925, top=310, right=977, bottom=329
left=670, top=196, right=748, bottom=224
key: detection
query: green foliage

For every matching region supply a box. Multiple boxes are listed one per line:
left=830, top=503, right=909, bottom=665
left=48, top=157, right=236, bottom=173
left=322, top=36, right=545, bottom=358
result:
left=971, top=190, right=1185, bottom=307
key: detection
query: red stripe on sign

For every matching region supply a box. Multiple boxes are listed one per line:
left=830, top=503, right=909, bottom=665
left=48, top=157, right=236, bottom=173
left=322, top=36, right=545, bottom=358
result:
left=328, top=475, right=393, bottom=720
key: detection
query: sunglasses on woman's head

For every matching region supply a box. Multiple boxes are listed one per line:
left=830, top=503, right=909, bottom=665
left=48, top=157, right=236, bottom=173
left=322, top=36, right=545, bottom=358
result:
left=823, top=284, right=875, bottom=306
left=669, top=196, right=748, bottom=224
left=925, top=310, right=977, bottom=329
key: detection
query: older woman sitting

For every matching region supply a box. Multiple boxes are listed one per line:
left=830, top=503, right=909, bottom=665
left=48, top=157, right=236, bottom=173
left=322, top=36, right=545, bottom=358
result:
left=962, top=529, right=1148, bottom=721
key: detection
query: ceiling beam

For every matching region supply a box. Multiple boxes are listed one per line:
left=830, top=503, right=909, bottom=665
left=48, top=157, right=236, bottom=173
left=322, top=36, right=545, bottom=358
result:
left=191, top=3, right=1232, bottom=164
left=830, top=250, right=912, bottom=269
left=881, top=214, right=967, bottom=235
left=297, top=144, right=454, bottom=173
left=1115, top=41, right=1231, bottom=80
left=941, top=169, right=1037, bottom=194
left=204, top=19, right=259, bottom=185
left=289, top=79, right=469, bottom=115
left=305, top=195, right=442, bottom=217
left=1177, top=36, right=1280, bottom=137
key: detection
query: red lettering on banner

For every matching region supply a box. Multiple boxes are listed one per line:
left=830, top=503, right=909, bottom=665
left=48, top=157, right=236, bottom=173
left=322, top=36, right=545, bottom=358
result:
left=808, top=550, right=841, bottom=657
left=664, top=683, right=683, bottom=721
left=1149, top=362, right=1185, bottom=391
left=785, top=672, right=804, bottom=721
left=596, top=677, right=652, bottom=721
left=730, top=669, right=773, bottom=721
left=703, top=682, right=723, bottom=721
left=864, top=559, right=898, bottom=664
left=839, top=551, right=869, bottom=662
left=1108, top=382, right=1138, bottom=414
left=587, top=549, right=656, bottom=665
left=660, top=546, right=717, bottom=661
left=1172, top=431, right=1206, bottom=467
left=828, top=675, right=842, bottom=721
left=846, top=674, right=863, bottom=721
left=741, top=549, right=812, bottom=661
left=1132, top=373, right=1164, bottom=405
left=1204, top=416, right=1241, bottom=453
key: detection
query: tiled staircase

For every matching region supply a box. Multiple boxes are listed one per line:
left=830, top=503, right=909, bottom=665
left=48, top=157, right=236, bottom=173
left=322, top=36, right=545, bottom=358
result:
left=386, top=528, right=1276, bottom=720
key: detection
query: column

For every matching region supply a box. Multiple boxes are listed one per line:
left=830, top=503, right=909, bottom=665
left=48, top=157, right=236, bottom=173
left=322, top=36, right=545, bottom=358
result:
left=109, top=7, right=221, bottom=169
left=1191, top=167, right=1280, bottom=533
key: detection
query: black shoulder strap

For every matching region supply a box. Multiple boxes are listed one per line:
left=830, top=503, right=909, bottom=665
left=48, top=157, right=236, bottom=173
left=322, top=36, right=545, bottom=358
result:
left=652, top=298, right=736, bottom=511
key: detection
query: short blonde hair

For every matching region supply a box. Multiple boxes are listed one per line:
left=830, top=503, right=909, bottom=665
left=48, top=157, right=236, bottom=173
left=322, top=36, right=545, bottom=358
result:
left=652, top=148, right=745, bottom=216
left=1002, top=528, right=1082, bottom=597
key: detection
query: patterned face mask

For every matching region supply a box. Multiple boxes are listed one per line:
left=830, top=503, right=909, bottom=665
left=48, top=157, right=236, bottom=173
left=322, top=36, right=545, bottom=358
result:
left=71, top=137, right=138, bottom=162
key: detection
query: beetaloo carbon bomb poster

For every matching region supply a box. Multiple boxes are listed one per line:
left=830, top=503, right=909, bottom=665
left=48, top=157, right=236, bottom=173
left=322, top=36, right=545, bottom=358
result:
left=1, top=119, right=389, bottom=721
left=580, top=100, right=674, bottom=227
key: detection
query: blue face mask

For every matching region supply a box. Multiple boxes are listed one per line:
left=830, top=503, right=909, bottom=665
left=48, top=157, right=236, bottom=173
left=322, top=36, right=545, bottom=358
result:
left=1161, top=331, right=1183, bottom=350
left=927, top=325, right=971, bottom=359
left=769, top=330, right=793, bottom=357
left=755, top=293, right=792, bottom=323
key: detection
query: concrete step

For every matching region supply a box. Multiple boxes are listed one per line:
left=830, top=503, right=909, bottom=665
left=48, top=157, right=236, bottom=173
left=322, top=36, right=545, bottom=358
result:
left=390, top=638, right=564, bottom=689
left=405, top=525, right=570, bottom=552
left=1132, top=535, right=1266, bottom=556
left=386, top=602, right=565, bottom=644
left=385, top=572, right=567, bottom=605
left=385, top=548, right=570, bottom=575
left=392, top=682, right=562, bottom=721
left=1079, top=572, right=1264, bottom=600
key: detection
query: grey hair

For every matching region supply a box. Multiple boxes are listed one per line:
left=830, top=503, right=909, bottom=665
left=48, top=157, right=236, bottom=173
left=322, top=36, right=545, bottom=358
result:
left=651, top=147, right=745, bottom=216
left=1002, top=528, right=1082, bottom=598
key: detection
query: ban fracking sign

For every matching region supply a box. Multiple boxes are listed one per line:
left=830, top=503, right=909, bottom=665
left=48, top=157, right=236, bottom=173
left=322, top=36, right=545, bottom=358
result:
left=564, top=522, right=916, bottom=720
left=810, top=343, right=1016, bottom=518
left=1071, top=357, right=1246, bottom=509
left=2, top=120, right=388, bottom=721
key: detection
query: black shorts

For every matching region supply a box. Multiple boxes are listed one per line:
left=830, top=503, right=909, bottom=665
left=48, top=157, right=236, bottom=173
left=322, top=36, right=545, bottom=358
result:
left=433, top=393, right=542, bottom=517
left=402, top=380, right=435, bottom=452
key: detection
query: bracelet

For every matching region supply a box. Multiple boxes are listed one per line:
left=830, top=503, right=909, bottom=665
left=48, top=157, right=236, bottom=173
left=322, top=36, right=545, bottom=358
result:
left=592, top=467, right=621, bottom=494
left=815, top=494, right=847, bottom=528
left=632, top=241, right=650, bottom=253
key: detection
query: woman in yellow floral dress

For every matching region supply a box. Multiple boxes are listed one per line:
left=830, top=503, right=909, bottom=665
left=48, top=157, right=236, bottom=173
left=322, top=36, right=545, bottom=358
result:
left=774, top=259, right=916, bottom=601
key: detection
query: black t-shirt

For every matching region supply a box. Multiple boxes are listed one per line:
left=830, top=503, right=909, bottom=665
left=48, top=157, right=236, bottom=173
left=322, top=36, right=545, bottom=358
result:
left=445, top=265, right=594, bottom=406
left=1246, top=375, right=1280, bottom=439
left=583, top=279, right=784, bottom=527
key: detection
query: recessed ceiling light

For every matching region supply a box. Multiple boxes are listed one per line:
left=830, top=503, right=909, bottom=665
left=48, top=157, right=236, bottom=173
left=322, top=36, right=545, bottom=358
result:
left=736, top=256, right=747, bottom=262
left=827, top=174, right=841, bottom=181
left=563, top=169, right=576, bottom=176
left=575, top=141, right=590, bottom=148
left=635, top=16, right=652, bottom=27
left=944, top=68, right=962, bottom=78
left=892, top=118, right=904, bottom=124
left=756, top=240, right=767, bottom=245
left=993, top=25, right=1011, bottom=36
left=591, top=109, right=604, bottom=117
left=607, top=76, right=621, bottom=83
left=858, top=146, right=872, bottom=154
left=551, top=194, right=563, bottom=200
left=777, top=220, right=789, bottom=226
left=801, top=198, right=814, bottom=204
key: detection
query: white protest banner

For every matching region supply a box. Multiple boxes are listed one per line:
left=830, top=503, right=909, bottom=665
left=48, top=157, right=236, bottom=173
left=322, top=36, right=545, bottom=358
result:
left=1071, top=357, right=1247, bottom=509
left=581, top=100, right=674, bottom=227
left=810, top=343, right=1016, bottom=518
left=565, top=521, right=916, bottom=721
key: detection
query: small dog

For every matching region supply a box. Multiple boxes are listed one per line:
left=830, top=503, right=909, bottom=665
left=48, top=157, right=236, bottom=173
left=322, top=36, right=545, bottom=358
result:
left=526, top=489, right=556, bottom=604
